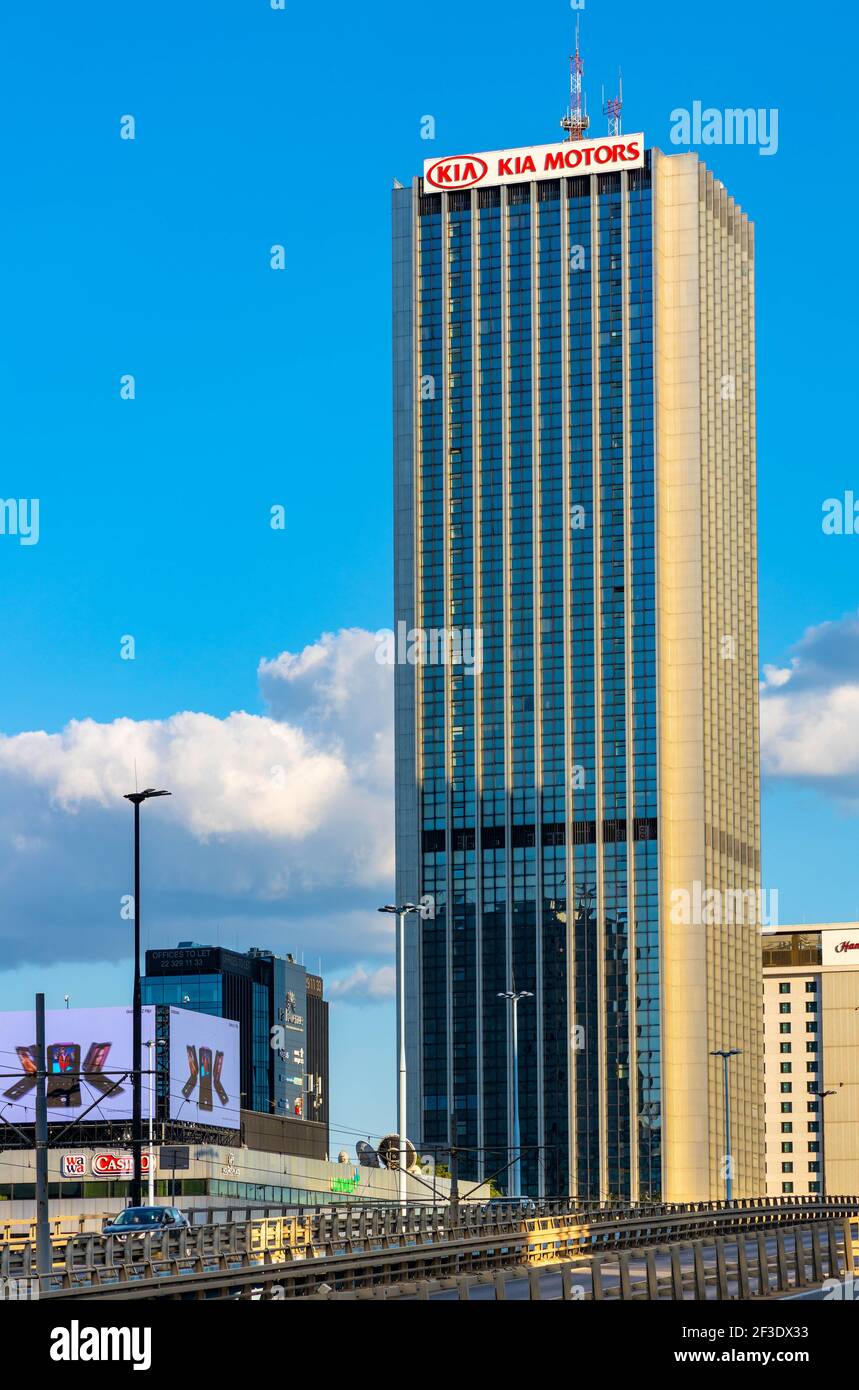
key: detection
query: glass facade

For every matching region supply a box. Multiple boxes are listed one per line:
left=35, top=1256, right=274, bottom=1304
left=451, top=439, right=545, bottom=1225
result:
left=143, top=946, right=322, bottom=1125
left=396, top=153, right=665, bottom=1200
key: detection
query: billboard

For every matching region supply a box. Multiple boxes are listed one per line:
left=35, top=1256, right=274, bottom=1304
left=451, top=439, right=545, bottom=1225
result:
left=822, top=929, right=859, bottom=966
left=423, top=133, right=645, bottom=192
left=0, top=1006, right=155, bottom=1124
left=167, top=1007, right=240, bottom=1131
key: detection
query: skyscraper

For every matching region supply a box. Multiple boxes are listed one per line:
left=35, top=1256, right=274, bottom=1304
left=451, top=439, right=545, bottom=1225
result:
left=393, top=126, right=763, bottom=1202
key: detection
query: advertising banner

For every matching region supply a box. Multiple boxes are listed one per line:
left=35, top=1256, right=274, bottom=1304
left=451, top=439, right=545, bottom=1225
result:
left=0, top=1006, right=154, bottom=1124
left=167, top=1007, right=240, bottom=1131
left=821, top=928, right=859, bottom=966
left=424, top=133, right=645, bottom=192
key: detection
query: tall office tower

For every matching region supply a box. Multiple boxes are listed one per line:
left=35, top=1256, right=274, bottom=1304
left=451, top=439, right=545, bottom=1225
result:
left=393, top=129, right=764, bottom=1202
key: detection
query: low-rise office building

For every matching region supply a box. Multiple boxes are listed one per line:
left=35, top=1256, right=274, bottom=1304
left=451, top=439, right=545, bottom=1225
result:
left=762, top=924, right=859, bottom=1196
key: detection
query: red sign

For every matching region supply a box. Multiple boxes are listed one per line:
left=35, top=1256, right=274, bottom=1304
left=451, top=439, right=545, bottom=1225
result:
left=424, top=134, right=644, bottom=192
left=90, top=1152, right=150, bottom=1177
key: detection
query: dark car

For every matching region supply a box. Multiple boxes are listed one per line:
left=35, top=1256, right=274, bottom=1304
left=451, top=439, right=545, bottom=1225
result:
left=103, top=1205, right=189, bottom=1238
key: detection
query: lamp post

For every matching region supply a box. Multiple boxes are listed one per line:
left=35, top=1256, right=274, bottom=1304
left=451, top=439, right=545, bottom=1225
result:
left=711, top=1048, right=741, bottom=1202
left=145, top=1038, right=167, bottom=1205
left=124, top=788, right=171, bottom=1208
left=378, top=903, right=420, bottom=1209
left=811, top=1084, right=842, bottom=1201
left=498, top=989, right=534, bottom=1199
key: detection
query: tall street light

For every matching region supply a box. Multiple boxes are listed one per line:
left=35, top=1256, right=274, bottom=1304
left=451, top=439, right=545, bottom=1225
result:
left=811, top=1084, right=842, bottom=1201
left=378, top=902, right=420, bottom=1209
left=711, top=1048, right=742, bottom=1202
left=124, top=788, right=171, bottom=1208
left=498, top=989, right=534, bottom=1199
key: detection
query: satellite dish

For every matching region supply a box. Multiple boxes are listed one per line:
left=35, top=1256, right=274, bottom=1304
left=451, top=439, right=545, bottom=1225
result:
left=376, top=1133, right=418, bottom=1172
left=356, top=1140, right=381, bottom=1169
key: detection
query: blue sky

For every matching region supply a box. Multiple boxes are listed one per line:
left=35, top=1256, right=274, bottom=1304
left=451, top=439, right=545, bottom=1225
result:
left=1, top=0, right=858, bottom=1146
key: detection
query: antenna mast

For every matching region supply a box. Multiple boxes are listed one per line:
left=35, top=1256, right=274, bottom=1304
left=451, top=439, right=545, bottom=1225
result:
left=602, top=69, right=623, bottom=136
left=560, top=19, right=590, bottom=142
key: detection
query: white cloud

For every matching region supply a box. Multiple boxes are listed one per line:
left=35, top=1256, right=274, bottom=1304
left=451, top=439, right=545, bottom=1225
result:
left=328, top=964, right=396, bottom=1003
left=0, top=629, right=395, bottom=968
left=761, top=610, right=859, bottom=806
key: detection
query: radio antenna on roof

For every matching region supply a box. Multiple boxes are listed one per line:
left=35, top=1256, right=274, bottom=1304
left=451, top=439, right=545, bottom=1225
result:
left=602, top=69, right=623, bottom=136
left=560, top=18, right=590, bottom=142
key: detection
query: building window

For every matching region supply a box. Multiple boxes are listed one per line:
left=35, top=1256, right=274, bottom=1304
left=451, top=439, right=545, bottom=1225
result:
left=781, top=1162, right=794, bottom=1173
left=780, top=1122, right=793, bottom=1134
left=779, top=1003, right=791, bottom=1015
left=809, top=1162, right=820, bottom=1173
left=779, top=1023, right=791, bottom=1035
left=781, top=1142, right=793, bottom=1153
left=779, top=982, right=790, bottom=995
left=782, top=1183, right=794, bottom=1194
left=779, top=1043, right=791, bottom=1054
left=780, top=1063, right=792, bottom=1074
left=805, top=981, right=817, bottom=992
left=780, top=1083, right=792, bottom=1094
left=780, top=1102, right=793, bottom=1113
left=809, top=1182, right=820, bottom=1193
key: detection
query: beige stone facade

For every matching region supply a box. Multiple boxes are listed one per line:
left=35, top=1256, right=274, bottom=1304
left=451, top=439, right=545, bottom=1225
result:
left=654, top=150, right=764, bottom=1201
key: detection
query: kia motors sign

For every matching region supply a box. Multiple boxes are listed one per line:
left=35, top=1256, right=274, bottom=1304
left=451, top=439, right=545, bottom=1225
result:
left=822, top=929, right=859, bottom=967
left=424, top=134, right=644, bottom=192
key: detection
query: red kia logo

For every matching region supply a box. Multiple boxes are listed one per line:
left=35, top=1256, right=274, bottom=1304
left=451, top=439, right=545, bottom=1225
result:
left=424, top=155, right=488, bottom=191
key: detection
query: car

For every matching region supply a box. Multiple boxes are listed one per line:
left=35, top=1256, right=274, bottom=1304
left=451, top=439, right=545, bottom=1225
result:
left=103, top=1205, right=189, bottom=1238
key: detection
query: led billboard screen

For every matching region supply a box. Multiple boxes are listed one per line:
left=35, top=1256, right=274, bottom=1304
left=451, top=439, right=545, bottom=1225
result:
left=167, top=1007, right=240, bottom=1130
left=0, top=1006, right=154, bottom=1124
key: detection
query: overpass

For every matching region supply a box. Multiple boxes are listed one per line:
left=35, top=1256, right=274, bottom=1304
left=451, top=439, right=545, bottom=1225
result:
left=2, top=1195, right=856, bottom=1302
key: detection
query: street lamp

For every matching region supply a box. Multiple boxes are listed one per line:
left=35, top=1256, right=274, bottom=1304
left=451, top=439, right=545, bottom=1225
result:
left=144, top=1038, right=167, bottom=1204
left=498, top=989, right=534, bottom=1199
left=124, top=787, right=171, bottom=1208
left=811, top=1084, right=842, bottom=1201
left=711, top=1048, right=742, bottom=1202
left=378, top=903, right=420, bottom=1210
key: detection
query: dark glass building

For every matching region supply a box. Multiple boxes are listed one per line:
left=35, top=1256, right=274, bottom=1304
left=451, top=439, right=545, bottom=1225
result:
left=143, top=944, right=328, bottom=1137
left=393, top=132, right=764, bottom=1201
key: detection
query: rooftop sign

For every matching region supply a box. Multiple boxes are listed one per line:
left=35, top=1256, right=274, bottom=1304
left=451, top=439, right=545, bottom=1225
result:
left=822, top=930, right=859, bottom=967
left=423, top=133, right=644, bottom=192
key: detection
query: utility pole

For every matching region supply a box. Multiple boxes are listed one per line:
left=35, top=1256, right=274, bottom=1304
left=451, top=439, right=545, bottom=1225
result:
left=34, top=993, right=51, bottom=1279
left=449, top=1145, right=459, bottom=1217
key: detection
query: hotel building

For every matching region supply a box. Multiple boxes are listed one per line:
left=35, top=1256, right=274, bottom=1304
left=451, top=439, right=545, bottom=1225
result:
left=393, top=128, right=763, bottom=1200
left=763, top=924, right=859, bottom=1197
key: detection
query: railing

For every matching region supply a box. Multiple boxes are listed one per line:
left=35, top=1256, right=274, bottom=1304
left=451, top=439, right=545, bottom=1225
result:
left=320, top=1219, right=858, bottom=1302
left=2, top=1195, right=857, bottom=1301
